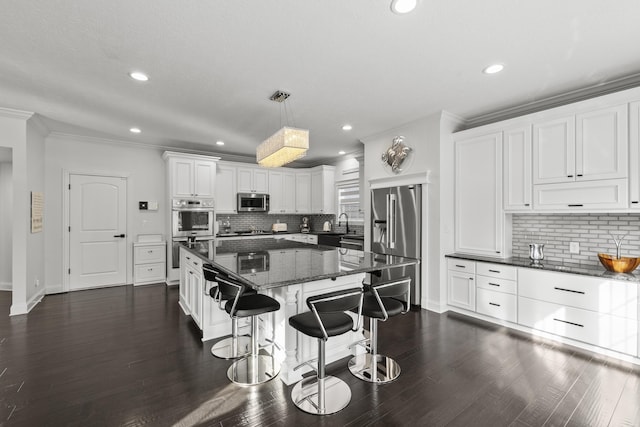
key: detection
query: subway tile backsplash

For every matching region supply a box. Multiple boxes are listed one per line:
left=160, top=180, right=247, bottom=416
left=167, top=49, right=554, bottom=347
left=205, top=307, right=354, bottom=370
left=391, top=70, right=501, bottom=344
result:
left=216, top=212, right=364, bottom=235
left=512, top=213, right=640, bottom=266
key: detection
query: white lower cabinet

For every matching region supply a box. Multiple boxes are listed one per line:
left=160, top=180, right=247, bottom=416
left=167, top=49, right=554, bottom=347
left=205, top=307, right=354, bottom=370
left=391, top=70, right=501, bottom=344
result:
left=475, top=262, right=517, bottom=323
left=133, top=242, right=166, bottom=285
left=519, top=296, right=637, bottom=356
left=476, top=288, right=517, bottom=323
left=447, top=259, right=476, bottom=311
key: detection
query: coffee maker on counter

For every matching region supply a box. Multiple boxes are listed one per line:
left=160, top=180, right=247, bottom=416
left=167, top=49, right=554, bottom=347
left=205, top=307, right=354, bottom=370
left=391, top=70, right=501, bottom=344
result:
left=300, top=217, right=310, bottom=233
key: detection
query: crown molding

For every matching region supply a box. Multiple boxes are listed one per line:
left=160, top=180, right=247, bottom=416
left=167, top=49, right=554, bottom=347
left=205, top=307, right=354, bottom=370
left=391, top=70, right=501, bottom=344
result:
left=0, top=107, right=35, bottom=121
left=463, top=73, right=640, bottom=129
left=27, top=114, right=50, bottom=136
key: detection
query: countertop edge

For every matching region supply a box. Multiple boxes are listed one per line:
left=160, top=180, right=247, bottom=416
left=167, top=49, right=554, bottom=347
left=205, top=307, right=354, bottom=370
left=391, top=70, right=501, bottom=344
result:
left=445, top=253, right=640, bottom=283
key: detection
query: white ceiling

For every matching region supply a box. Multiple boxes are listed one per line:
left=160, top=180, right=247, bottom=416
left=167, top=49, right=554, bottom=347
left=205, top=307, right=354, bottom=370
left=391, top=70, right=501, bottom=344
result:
left=2, top=1, right=640, bottom=166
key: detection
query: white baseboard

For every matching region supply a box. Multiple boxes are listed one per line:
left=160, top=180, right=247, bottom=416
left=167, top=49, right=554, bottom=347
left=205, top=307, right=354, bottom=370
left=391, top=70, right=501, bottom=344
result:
left=0, top=281, right=11, bottom=291
left=10, top=287, right=45, bottom=316
left=46, top=284, right=65, bottom=294
left=425, top=299, right=447, bottom=313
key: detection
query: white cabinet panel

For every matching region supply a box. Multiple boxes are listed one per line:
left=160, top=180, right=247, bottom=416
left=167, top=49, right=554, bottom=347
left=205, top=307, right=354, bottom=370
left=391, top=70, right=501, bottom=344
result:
left=504, top=125, right=532, bottom=210
left=447, top=258, right=476, bottom=274
left=167, top=155, right=217, bottom=198
left=519, top=296, right=637, bottom=356
left=476, top=262, right=517, bottom=281
left=630, top=101, right=640, bottom=208
left=533, top=179, right=628, bottom=210
left=447, top=270, right=475, bottom=311
left=476, top=275, right=517, bottom=295
left=476, top=288, right=517, bottom=323
left=194, top=161, right=216, bottom=197
left=519, top=268, right=637, bottom=319
left=215, top=164, right=237, bottom=214
left=295, top=172, right=311, bottom=214
left=454, top=132, right=506, bottom=257
left=311, top=166, right=336, bottom=214
left=134, top=243, right=166, bottom=285
left=533, top=116, right=575, bottom=184
left=237, top=166, right=269, bottom=193
left=269, top=169, right=296, bottom=214
left=575, top=104, right=628, bottom=181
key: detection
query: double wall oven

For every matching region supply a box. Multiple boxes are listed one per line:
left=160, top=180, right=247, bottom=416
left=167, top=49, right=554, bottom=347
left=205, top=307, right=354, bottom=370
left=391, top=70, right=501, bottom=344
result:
left=171, top=198, right=215, bottom=269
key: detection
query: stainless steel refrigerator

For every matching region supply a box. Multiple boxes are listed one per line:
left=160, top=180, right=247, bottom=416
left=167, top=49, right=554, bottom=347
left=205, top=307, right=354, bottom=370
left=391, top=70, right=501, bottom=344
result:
left=370, top=184, right=422, bottom=306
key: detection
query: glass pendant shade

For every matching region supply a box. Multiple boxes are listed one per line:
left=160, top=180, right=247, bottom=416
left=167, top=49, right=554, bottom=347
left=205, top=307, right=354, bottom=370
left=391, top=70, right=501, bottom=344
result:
left=257, top=126, right=309, bottom=168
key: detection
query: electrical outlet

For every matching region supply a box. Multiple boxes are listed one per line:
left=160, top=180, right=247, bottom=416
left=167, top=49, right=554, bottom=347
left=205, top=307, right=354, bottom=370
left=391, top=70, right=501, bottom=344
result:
left=569, top=242, right=580, bottom=254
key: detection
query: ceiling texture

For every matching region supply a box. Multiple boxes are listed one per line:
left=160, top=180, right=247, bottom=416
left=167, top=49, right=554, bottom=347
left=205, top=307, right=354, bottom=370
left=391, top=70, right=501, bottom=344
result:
left=1, top=1, right=640, bottom=167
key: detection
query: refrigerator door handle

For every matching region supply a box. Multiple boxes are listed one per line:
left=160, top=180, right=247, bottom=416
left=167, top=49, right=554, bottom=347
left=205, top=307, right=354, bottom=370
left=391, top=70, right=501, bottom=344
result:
left=388, top=193, right=396, bottom=249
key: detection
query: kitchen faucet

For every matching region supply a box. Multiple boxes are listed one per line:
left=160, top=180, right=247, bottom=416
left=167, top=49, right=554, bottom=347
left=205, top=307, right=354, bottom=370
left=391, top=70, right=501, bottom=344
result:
left=338, top=213, right=350, bottom=234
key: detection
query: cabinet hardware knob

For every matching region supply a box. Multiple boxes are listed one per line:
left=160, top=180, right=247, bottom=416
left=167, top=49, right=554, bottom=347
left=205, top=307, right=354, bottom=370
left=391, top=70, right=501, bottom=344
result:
left=632, top=201, right=639, bottom=204
left=148, top=268, right=153, bottom=271
left=553, top=318, right=583, bottom=328
left=469, top=278, right=474, bottom=281
left=553, top=286, right=584, bottom=295
left=577, top=174, right=583, bottom=177
left=488, top=283, right=500, bottom=287
left=567, top=175, right=573, bottom=178
left=455, top=265, right=465, bottom=268
left=568, top=204, right=583, bottom=207
left=488, top=269, right=500, bottom=273
left=489, top=302, right=500, bottom=307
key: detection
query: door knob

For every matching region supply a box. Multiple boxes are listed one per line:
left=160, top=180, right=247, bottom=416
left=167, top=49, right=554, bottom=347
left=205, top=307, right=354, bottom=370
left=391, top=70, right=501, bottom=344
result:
left=113, top=234, right=126, bottom=238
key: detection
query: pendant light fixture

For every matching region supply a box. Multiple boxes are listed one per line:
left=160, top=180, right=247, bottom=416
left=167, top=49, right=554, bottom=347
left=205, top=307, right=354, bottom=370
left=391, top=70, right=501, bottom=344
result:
left=257, top=91, right=309, bottom=168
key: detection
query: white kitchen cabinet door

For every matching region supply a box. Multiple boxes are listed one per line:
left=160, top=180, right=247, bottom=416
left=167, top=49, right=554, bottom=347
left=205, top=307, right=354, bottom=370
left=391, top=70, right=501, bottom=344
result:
left=533, top=178, right=628, bottom=210
left=215, top=164, right=237, bottom=214
left=476, top=288, right=517, bottom=323
left=533, top=116, right=575, bottom=184
left=269, top=169, right=296, bottom=214
left=311, top=166, right=336, bottom=214
left=575, top=104, right=628, bottom=182
left=237, top=166, right=269, bottom=193
left=189, top=267, right=203, bottom=329
left=454, top=132, right=505, bottom=257
left=629, top=102, right=640, bottom=208
left=168, top=156, right=217, bottom=198
left=503, top=125, right=532, bottom=211
left=295, top=171, right=311, bottom=214
left=447, top=270, right=475, bottom=311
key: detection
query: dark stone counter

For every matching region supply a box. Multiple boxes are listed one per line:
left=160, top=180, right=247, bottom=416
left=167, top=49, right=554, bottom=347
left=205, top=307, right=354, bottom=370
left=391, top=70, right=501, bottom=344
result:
left=446, top=253, right=640, bottom=283
left=182, top=238, right=418, bottom=290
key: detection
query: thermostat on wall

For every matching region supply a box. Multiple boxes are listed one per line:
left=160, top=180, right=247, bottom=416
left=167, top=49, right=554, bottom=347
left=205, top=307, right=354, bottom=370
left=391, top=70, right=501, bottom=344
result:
left=139, top=201, right=158, bottom=211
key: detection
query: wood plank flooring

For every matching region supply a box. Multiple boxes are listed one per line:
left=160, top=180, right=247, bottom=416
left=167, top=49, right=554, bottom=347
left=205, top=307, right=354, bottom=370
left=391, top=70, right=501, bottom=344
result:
left=0, top=285, right=639, bottom=426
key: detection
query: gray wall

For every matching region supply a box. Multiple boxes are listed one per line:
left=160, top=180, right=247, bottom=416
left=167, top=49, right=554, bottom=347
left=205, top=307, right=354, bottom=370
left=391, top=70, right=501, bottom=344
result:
left=512, top=213, right=640, bottom=265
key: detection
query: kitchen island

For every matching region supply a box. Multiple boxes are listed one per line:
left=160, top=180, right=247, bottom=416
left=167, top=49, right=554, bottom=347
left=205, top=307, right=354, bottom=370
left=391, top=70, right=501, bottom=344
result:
left=179, top=237, right=418, bottom=384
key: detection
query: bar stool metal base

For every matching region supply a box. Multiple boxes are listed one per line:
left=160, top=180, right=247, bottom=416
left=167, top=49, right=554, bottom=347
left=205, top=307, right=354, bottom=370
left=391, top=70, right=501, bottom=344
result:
left=348, top=353, right=401, bottom=383
left=227, top=354, right=280, bottom=386
left=211, top=336, right=252, bottom=359
left=291, top=375, right=351, bottom=415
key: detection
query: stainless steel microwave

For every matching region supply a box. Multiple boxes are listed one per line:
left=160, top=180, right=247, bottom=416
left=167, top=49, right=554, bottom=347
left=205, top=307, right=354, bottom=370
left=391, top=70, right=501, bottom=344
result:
left=237, top=193, right=269, bottom=212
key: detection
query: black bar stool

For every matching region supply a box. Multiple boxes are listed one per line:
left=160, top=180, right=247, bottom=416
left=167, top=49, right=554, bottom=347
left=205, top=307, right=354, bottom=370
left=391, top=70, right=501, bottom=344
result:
left=213, top=273, right=281, bottom=386
left=289, top=287, right=363, bottom=415
left=203, top=265, right=254, bottom=359
left=348, top=277, right=411, bottom=383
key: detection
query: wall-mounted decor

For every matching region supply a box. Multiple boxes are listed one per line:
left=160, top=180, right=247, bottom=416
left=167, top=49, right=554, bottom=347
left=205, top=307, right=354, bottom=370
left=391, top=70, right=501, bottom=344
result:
left=31, top=191, right=43, bottom=233
left=381, top=136, right=412, bottom=173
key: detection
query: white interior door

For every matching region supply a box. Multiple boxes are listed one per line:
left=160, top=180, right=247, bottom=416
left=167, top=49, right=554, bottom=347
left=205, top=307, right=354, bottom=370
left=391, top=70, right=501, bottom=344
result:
left=69, top=174, right=127, bottom=290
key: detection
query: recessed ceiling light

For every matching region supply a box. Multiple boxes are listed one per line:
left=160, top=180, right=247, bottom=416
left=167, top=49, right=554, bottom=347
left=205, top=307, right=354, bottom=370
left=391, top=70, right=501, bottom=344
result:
left=216, top=141, right=225, bottom=146
left=129, top=127, right=141, bottom=134
left=342, top=124, right=353, bottom=131
left=129, top=71, right=149, bottom=82
left=339, top=151, right=346, bottom=155
left=391, top=0, right=417, bottom=14
left=483, top=64, right=504, bottom=74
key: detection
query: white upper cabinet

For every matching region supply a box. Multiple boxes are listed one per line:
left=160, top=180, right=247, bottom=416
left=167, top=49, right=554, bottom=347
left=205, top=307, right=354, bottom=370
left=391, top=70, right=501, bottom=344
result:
left=295, top=171, right=311, bottom=214
left=533, top=116, right=576, bottom=184
left=628, top=101, right=640, bottom=208
left=165, top=154, right=217, bottom=199
left=310, top=166, right=336, bottom=214
left=237, top=166, right=269, bottom=193
left=533, top=104, right=628, bottom=185
left=269, top=169, right=296, bottom=214
left=454, top=131, right=507, bottom=257
left=503, top=125, right=532, bottom=211
left=215, top=163, right=237, bottom=214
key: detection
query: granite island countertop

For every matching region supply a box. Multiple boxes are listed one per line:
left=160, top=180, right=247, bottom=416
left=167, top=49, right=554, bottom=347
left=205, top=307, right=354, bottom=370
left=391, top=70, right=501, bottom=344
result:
left=182, top=238, right=418, bottom=290
left=446, top=253, right=640, bottom=283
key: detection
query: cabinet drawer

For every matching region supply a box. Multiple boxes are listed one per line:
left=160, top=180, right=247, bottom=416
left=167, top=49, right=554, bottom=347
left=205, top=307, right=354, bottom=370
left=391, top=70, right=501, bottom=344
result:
left=519, top=269, right=637, bottom=319
left=518, top=296, right=638, bottom=356
left=447, top=258, right=476, bottom=274
left=182, top=252, right=203, bottom=271
left=135, top=262, right=165, bottom=283
left=476, top=262, right=517, bottom=281
left=476, top=275, right=517, bottom=295
left=477, top=288, right=517, bottom=323
left=134, top=245, right=166, bottom=264
left=533, top=178, right=628, bottom=210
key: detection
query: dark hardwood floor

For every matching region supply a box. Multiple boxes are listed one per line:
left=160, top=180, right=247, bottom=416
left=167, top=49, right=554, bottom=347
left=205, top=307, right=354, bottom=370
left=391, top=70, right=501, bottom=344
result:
left=1, top=285, right=639, bottom=427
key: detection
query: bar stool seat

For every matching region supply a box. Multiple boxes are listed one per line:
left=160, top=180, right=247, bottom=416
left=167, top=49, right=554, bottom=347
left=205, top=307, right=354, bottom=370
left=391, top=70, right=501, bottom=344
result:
left=212, top=273, right=281, bottom=386
left=348, top=277, right=411, bottom=384
left=204, top=266, right=255, bottom=360
left=289, top=288, right=363, bottom=415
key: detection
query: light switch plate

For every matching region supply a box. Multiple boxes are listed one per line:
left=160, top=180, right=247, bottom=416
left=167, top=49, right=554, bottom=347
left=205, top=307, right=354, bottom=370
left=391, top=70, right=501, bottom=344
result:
left=148, top=201, right=158, bottom=211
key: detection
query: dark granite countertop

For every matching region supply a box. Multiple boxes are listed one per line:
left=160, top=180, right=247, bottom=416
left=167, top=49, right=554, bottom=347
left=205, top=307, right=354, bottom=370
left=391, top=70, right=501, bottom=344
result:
left=446, top=253, right=640, bottom=283
left=182, top=238, right=418, bottom=290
